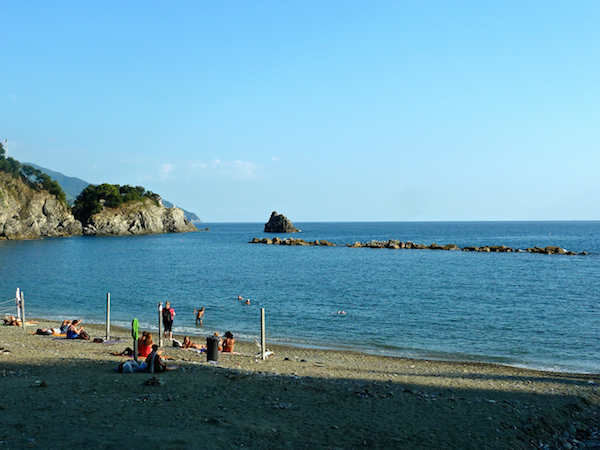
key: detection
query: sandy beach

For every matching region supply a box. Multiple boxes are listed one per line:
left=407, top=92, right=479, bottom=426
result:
left=1, top=320, right=599, bottom=449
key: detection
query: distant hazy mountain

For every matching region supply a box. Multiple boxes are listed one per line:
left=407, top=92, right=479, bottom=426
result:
left=160, top=199, right=200, bottom=221
left=24, top=163, right=89, bottom=206
left=25, top=163, right=201, bottom=222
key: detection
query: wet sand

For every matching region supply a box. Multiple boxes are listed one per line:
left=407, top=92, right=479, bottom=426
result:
left=1, top=320, right=599, bottom=449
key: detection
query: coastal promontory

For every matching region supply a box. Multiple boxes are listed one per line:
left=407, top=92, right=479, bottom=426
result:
left=81, top=198, right=197, bottom=236
left=0, top=171, right=82, bottom=239
left=0, top=144, right=197, bottom=239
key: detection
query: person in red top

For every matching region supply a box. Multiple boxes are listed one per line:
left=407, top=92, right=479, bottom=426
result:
left=162, top=301, right=175, bottom=340
left=137, top=331, right=153, bottom=357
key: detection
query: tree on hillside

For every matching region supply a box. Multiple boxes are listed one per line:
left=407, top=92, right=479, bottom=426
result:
left=0, top=142, right=67, bottom=204
left=72, top=183, right=162, bottom=224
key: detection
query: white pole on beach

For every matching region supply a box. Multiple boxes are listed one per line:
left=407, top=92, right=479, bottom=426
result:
left=105, top=293, right=111, bottom=340
left=158, top=302, right=163, bottom=348
left=20, top=292, right=25, bottom=330
left=260, top=308, right=266, bottom=360
left=16, top=288, right=21, bottom=320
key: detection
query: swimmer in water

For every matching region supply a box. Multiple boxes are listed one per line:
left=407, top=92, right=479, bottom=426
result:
left=238, top=295, right=243, bottom=301
left=193, top=307, right=205, bottom=326
left=245, top=298, right=251, bottom=305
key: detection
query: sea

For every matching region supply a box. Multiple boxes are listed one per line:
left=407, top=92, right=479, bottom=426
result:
left=1, top=221, right=599, bottom=374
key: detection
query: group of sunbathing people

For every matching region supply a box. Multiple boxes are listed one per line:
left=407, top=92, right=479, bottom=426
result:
left=119, top=330, right=235, bottom=372
left=32, top=319, right=90, bottom=339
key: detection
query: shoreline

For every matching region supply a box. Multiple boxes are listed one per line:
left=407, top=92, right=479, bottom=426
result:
left=1, top=319, right=599, bottom=449
left=30, top=315, right=597, bottom=375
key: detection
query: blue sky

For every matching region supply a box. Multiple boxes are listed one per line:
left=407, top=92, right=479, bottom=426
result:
left=1, top=1, right=599, bottom=222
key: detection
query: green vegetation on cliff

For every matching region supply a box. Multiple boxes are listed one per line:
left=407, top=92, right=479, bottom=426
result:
left=72, top=183, right=160, bottom=223
left=0, top=142, right=67, bottom=204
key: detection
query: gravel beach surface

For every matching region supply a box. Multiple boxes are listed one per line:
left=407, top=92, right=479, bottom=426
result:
left=1, top=320, right=599, bottom=449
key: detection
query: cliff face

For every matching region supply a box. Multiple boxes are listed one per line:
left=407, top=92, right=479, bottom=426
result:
left=0, top=172, right=83, bottom=240
left=0, top=172, right=197, bottom=239
left=83, top=200, right=197, bottom=236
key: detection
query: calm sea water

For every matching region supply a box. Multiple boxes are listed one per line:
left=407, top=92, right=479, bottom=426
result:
left=1, top=221, right=599, bottom=373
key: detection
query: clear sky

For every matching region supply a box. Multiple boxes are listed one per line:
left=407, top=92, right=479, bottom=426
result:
left=1, top=1, right=599, bottom=222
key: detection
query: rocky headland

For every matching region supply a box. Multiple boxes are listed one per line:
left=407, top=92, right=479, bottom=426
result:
left=0, top=171, right=82, bottom=239
left=82, top=199, right=197, bottom=236
left=0, top=172, right=197, bottom=239
left=249, top=236, right=586, bottom=255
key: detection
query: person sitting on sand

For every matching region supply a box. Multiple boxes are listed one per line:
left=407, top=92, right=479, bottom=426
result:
left=122, top=331, right=154, bottom=357
left=223, top=331, right=235, bottom=353
left=146, top=344, right=174, bottom=373
left=66, top=320, right=88, bottom=339
left=138, top=331, right=153, bottom=357
left=193, top=307, right=205, bottom=326
left=182, top=336, right=204, bottom=350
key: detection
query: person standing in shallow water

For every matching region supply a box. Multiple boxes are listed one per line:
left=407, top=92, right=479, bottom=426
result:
left=162, top=301, right=175, bottom=340
left=193, top=307, right=205, bottom=326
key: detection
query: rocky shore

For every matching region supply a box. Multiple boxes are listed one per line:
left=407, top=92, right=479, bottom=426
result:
left=0, top=172, right=197, bottom=239
left=1, top=321, right=599, bottom=449
left=249, top=237, right=587, bottom=255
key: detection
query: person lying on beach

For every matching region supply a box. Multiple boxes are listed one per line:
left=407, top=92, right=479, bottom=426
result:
left=66, top=320, right=89, bottom=340
left=182, top=336, right=205, bottom=350
left=59, top=320, right=72, bottom=334
left=3, top=316, right=38, bottom=326
left=223, top=331, right=235, bottom=353
left=36, top=320, right=72, bottom=335
left=193, top=307, right=205, bottom=326
left=35, top=327, right=60, bottom=335
left=145, top=344, right=175, bottom=373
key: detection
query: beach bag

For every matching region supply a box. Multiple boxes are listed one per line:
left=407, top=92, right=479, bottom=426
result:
left=172, top=338, right=182, bottom=348
left=78, top=330, right=90, bottom=340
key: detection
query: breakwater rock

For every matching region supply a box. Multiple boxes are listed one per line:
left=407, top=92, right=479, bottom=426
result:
left=264, top=211, right=299, bottom=233
left=250, top=236, right=587, bottom=255
left=349, top=240, right=586, bottom=255
left=250, top=237, right=335, bottom=246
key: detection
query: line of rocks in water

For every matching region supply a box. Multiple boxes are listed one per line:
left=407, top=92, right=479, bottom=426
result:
left=249, top=237, right=587, bottom=255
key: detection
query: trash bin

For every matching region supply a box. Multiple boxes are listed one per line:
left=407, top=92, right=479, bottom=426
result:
left=206, top=335, right=220, bottom=362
